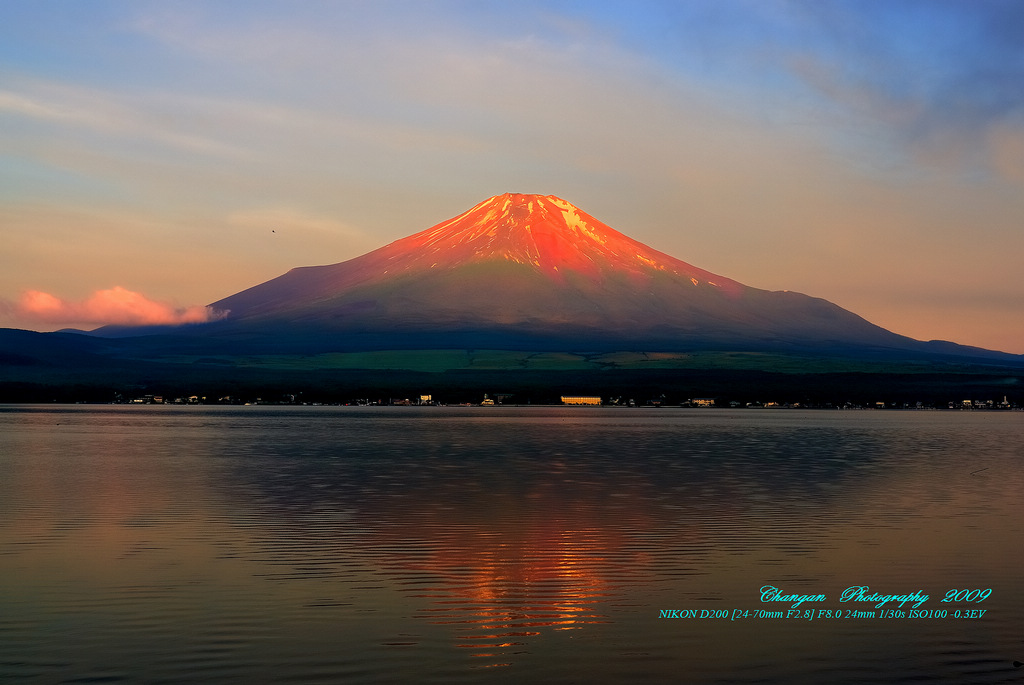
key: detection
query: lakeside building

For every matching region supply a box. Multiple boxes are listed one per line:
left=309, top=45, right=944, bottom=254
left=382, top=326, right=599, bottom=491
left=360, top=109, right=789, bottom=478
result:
left=561, top=395, right=602, bottom=406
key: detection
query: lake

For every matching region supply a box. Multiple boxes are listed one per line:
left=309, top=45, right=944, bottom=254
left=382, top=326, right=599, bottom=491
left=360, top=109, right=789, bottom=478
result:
left=1, top=405, right=1021, bottom=684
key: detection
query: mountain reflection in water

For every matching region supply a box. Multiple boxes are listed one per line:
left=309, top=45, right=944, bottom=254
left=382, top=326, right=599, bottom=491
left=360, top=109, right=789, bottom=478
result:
left=1, top=406, right=1022, bottom=684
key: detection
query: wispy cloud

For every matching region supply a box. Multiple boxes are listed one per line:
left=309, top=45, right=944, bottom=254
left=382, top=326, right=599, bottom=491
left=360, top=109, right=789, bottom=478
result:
left=10, top=287, right=226, bottom=327
left=226, top=207, right=368, bottom=242
left=0, top=80, right=247, bottom=158
left=775, top=1, right=1024, bottom=183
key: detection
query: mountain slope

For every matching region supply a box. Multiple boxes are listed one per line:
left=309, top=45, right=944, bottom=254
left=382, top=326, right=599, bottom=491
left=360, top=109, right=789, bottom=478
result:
left=207, top=193, right=914, bottom=352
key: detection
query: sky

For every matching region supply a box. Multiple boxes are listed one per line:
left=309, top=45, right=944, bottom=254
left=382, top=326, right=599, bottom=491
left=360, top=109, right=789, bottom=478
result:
left=1, top=0, right=1022, bottom=353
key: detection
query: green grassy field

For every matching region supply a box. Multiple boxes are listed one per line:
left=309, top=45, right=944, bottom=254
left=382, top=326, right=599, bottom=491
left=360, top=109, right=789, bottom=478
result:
left=144, top=348, right=976, bottom=375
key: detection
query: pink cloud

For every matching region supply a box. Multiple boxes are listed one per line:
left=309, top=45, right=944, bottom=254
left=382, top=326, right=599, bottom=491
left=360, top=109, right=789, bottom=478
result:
left=14, top=287, right=227, bottom=327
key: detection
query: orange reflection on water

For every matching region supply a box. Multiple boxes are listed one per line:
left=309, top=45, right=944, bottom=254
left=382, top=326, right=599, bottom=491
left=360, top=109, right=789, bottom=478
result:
left=358, top=481, right=664, bottom=668
left=414, top=535, right=615, bottom=668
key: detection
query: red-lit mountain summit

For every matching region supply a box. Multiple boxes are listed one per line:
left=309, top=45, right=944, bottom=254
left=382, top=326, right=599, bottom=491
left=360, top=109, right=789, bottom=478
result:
left=209, top=193, right=916, bottom=352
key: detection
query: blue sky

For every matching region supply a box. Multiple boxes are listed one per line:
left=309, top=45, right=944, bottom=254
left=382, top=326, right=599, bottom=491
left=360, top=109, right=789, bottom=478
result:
left=2, top=0, right=1023, bottom=351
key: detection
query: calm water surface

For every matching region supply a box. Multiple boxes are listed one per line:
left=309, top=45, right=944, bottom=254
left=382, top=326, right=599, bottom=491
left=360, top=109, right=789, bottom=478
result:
left=1, top=406, right=1022, bottom=684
